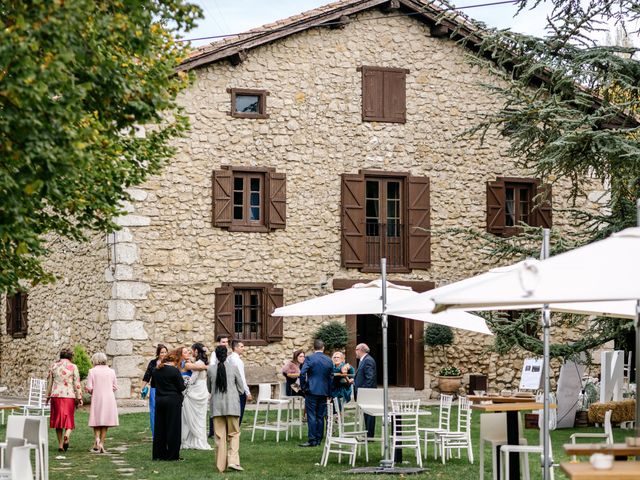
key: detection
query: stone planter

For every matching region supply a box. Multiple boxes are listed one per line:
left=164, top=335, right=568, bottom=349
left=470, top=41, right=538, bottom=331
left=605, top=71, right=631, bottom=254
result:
left=437, top=375, right=463, bottom=394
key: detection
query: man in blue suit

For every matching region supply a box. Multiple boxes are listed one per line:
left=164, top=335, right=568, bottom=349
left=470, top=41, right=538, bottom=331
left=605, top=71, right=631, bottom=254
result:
left=354, top=343, right=377, bottom=438
left=299, top=338, right=333, bottom=447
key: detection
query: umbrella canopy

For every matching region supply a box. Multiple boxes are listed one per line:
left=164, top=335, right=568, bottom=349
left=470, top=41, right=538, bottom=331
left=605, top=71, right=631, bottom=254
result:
left=272, top=279, right=493, bottom=335
left=430, top=227, right=640, bottom=311
left=272, top=279, right=416, bottom=317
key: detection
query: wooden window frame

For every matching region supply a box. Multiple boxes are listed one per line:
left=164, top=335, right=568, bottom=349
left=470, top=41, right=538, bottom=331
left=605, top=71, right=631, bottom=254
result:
left=340, top=169, right=431, bottom=274
left=486, top=176, right=552, bottom=236
left=232, top=171, right=266, bottom=231
left=227, top=88, right=269, bottom=119
left=5, top=292, right=28, bottom=339
left=215, top=282, right=283, bottom=346
left=358, top=66, right=409, bottom=124
left=212, top=166, right=286, bottom=233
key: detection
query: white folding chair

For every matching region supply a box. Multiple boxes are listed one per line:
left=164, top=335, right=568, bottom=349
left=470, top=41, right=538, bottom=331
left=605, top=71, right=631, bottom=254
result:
left=419, top=393, right=453, bottom=458
left=22, top=379, right=49, bottom=417
left=320, top=400, right=358, bottom=467
left=569, top=409, right=613, bottom=461
left=436, top=396, right=474, bottom=464
left=479, top=412, right=528, bottom=480
left=390, top=399, right=422, bottom=467
left=251, top=383, right=290, bottom=442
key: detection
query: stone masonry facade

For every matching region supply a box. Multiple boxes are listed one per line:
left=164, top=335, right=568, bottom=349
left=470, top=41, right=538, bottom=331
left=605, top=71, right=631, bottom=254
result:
left=1, top=7, right=606, bottom=398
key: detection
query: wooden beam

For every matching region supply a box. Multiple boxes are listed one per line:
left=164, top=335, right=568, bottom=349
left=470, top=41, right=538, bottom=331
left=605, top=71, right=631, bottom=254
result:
left=329, top=15, right=350, bottom=29
left=430, top=24, right=450, bottom=38
left=229, top=50, right=247, bottom=66
left=381, top=0, right=401, bottom=12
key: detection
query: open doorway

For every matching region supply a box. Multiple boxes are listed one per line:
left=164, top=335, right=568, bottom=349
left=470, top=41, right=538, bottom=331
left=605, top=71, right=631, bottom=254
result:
left=347, top=314, right=424, bottom=390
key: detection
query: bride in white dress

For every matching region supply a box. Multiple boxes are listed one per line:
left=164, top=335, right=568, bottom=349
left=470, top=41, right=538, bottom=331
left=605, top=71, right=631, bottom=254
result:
left=181, top=344, right=212, bottom=450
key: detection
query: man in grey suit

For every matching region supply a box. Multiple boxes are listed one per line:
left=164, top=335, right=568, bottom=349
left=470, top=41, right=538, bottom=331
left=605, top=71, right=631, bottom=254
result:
left=354, top=343, right=377, bottom=437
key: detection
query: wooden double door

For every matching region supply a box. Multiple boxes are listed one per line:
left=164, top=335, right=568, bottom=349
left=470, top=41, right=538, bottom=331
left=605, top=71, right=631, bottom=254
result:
left=345, top=314, right=425, bottom=390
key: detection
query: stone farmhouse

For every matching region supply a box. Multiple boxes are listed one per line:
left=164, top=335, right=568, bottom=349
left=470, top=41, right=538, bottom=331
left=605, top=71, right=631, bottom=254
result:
left=2, top=0, right=604, bottom=399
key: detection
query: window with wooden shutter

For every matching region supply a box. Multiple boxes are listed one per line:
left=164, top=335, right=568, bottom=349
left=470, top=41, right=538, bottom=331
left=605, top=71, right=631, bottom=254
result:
left=341, top=173, right=365, bottom=268
left=360, top=66, right=408, bottom=123
left=212, top=167, right=286, bottom=232
left=215, top=283, right=283, bottom=345
left=341, top=170, right=430, bottom=272
left=5, top=292, right=27, bottom=338
left=407, top=175, right=431, bottom=270
left=487, top=177, right=552, bottom=236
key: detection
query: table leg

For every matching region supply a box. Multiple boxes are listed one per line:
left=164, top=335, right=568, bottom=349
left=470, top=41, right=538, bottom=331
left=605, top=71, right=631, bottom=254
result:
left=506, top=411, right=520, bottom=480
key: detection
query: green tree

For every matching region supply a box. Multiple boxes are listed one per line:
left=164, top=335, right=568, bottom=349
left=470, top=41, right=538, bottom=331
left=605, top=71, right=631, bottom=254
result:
left=0, top=0, right=202, bottom=293
left=450, top=0, right=640, bottom=359
left=314, top=321, right=348, bottom=352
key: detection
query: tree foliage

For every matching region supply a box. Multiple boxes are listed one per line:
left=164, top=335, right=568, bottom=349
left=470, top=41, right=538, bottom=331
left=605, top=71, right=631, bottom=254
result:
left=73, top=344, right=92, bottom=381
left=445, top=0, right=640, bottom=360
left=424, top=323, right=454, bottom=367
left=0, top=0, right=202, bottom=292
left=314, top=321, right=348, bottom=352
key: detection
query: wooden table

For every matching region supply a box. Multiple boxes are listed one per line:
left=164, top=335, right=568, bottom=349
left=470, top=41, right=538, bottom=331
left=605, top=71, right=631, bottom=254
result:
left=472, top=402, right=556, bottom=480
left=468, top=395, right=536, bottom=403
left=564, top=443, right=640, bottom=457
left=0, top=404, right=21, bottom=424
left=560, top=461, right=640, bottom=479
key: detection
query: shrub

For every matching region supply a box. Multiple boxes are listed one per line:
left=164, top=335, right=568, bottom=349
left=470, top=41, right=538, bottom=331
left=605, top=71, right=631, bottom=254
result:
left=425, top=324, right=454, bottom=367
left=74, top=344, right=92, bottom=381
left=314, top=321, right=348, bottom=352
left=439, top=366, right=461, bottom=377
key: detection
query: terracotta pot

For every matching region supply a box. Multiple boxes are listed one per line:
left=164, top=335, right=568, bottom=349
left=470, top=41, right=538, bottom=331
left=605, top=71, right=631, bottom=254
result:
left=437, top=375, right=462, bottom=394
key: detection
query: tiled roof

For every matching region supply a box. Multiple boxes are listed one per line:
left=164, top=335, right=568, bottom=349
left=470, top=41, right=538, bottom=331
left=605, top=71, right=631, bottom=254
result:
left=179, top=0, right=482, bottom=71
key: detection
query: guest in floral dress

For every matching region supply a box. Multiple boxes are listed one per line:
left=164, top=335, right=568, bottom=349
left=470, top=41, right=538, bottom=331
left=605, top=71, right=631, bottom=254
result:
left=86, top=352, right=119, bottom=453
left=45, top=348, right=83, bottom=452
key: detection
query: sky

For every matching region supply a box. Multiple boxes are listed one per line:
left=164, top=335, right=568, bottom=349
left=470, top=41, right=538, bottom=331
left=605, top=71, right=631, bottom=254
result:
left=184, top=0, right=556, bottom=47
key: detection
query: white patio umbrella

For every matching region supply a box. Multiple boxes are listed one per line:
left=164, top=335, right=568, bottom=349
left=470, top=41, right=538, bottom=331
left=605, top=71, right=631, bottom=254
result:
left=271, top=270, right=492, bottom=469
left=426, top=226, right=640, bottom=480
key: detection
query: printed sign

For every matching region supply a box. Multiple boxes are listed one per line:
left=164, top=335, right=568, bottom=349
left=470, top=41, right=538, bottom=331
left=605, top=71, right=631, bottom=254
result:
left=519, top=358, right=543, bottom=390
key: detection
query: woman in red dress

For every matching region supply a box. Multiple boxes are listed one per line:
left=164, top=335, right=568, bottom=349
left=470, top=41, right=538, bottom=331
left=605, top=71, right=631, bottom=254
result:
left=45, top=348, right=83, bottom=452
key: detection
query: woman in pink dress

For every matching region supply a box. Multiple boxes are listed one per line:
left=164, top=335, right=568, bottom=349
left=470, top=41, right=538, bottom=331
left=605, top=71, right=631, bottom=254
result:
left=85, top=352, right=119, bottom=453
left=45, top=348, right=83, bottom=452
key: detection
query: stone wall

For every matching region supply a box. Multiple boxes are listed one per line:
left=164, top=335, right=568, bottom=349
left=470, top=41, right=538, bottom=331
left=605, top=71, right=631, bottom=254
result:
left=0, top=233, right=110, bottom=394
left=117, top=10, right=603, bottom=398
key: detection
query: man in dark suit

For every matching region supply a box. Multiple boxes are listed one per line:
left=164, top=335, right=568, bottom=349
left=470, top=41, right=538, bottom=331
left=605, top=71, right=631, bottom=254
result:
left=354, top=343, right=377, bottom=438
left=299, top=338, right=333, bottom=447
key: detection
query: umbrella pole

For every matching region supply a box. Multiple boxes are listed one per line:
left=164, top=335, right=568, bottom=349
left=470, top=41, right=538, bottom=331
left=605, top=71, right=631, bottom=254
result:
left=636, top=200, right=640, bottom=441
left=541, top=229, right=551, bottom=480
left=380, top=258, right=392, bottom=468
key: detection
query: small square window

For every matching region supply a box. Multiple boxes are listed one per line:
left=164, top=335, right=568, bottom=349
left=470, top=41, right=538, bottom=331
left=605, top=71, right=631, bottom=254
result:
left=228, top=88, right=269, bottom=119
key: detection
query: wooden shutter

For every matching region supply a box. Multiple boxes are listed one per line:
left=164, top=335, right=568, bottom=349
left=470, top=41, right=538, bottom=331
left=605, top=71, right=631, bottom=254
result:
left=264, top=286, right=284, bottom=342
left=362, top=67, right=384, bottom=120
left=410, top=319, right=425, bottom=390
left=486, top=180, right=506, bottom=234
left=214, top=286, right=234, bottom=339
left=341, top=173, right=365, bottom=268
left=534, top=183, right=553, bottom=229
left=212, top=169, right=232, bottom=227
left=5, top=295, right=13, bottom=336
left=384, top=70, right=406, bottom=123
left=407, top=175, right=431, bottom=269
left=19, top=293, right=27, bottom=335
left=268, top=172, right=286, bottom=230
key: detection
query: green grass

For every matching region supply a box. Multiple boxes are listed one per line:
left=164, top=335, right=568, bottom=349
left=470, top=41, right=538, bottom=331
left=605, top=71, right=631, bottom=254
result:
left=2, top=408, right=632, bottom=479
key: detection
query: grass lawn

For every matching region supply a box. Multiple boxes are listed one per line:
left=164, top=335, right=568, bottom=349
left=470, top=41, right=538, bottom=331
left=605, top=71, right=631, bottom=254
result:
left=3, top=407, right=632, bottom=479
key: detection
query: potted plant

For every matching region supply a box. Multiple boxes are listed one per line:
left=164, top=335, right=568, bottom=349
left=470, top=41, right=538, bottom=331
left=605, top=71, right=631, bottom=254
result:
left=314, top=321, right=348, bottom=355
left=425, top=324, right=462, bottom=393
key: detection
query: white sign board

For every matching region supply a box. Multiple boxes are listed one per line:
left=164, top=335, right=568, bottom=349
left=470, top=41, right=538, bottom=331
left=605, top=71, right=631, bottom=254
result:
left=519, top=358, right=543, bottom=390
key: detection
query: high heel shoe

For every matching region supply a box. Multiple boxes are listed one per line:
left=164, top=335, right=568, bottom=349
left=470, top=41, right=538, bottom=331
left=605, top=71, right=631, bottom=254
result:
left=63, top=435, right=69, bottom=451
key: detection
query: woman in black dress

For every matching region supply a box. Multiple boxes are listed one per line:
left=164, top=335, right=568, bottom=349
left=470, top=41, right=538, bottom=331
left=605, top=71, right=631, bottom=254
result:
left=151, top=348, right=186, bottom=460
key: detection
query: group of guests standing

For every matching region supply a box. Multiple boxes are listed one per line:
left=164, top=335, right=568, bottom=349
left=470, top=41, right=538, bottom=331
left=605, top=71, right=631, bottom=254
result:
left=282, top=340, right=378, bottom=448
left=45, top=348, right=119, bottom=453
left=141, top=334, right=249, bottom=473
